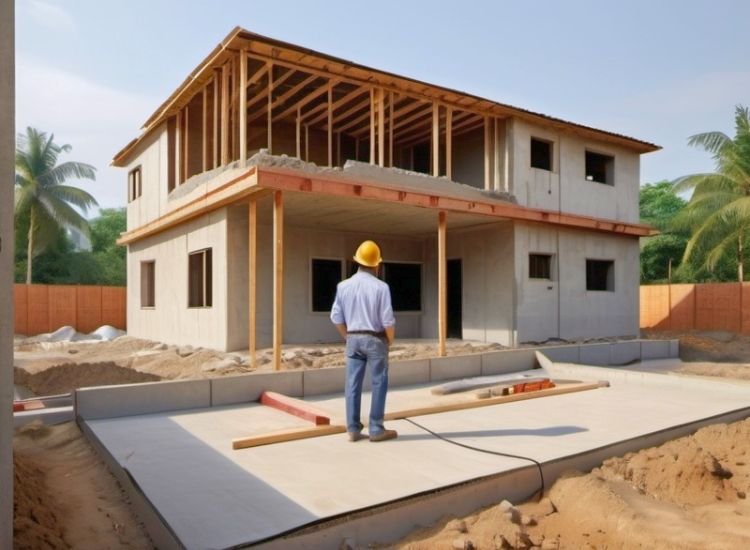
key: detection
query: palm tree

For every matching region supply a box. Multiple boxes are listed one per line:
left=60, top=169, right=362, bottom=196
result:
left=672, top=106, right=750, bottom=281
left=15, top=127, right=98, bottom=283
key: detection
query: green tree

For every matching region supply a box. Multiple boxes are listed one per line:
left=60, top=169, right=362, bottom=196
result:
left=672, top=105, right=750, bottom=281
left=639, top=181, right=689, bottom=283
left=15, top=127, right=98, bottom=283
left=89, top=208, right=126, bottom=285
left=639, top=180, right=687, bottom=231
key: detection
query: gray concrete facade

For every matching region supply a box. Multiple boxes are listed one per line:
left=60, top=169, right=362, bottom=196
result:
left=0, top=0, right=14, bottom=545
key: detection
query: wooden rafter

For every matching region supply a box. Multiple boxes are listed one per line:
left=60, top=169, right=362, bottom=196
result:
left=305, top=85, right=369, bottom=127
left=272, top=79, right=339, bottom=123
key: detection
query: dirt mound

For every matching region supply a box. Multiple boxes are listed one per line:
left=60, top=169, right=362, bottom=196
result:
left=13, top=421, right=152, bottom=549
left=14, top=363, right=161, bottom=396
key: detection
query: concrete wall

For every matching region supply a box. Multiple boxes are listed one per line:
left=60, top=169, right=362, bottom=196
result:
left=125, top=124, right=169, bottom=231
left=515, top=222, right=640, bottom=342
left=510, top=118, right=640, bottom=224
left=422, top=222, right=516, bottom=346
left=0, top=0, right=14, bottom=544
left=451, top=126, right=486, bottom=189
left=127, top=209, right=229, bottom=350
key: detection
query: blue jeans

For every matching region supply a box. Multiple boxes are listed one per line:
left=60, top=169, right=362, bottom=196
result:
left=345, top=334, right=389, bottom=436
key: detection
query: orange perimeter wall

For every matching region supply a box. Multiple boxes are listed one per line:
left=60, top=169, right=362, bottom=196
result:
left=640, top=282, right=750, bottom=333
left=14, top=284, right=126, bottom=336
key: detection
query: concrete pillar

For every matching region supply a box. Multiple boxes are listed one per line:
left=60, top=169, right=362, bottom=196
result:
left=0, top=0, right=15, bottom=545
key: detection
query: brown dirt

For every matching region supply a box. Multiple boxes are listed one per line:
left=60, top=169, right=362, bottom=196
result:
left=13, top=421, right=152, bottom=549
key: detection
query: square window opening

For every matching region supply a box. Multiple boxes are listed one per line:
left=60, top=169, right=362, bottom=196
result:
left=382, top=262, right=422, bottom=312
left=128, top=166, right=142, bottom=202
left=312, top=259, right=343, bottom=312
left=530, top=138, right=552, bottom=171
left=529, top=254, right=553, bottom=280
left=586, top=259, right=614, bottom=291
left=585, top=151, right=614, bottom=185
left=188, top=248, right=212, bottom=307
left=140, top=261, right=155, bottom=307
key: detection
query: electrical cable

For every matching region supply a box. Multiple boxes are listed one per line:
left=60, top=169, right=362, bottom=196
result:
left=403, top=417, right=546, bottom=501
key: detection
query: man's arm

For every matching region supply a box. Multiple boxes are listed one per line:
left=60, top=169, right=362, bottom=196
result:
left=384, top=325, right=395, bottom=346
left=334, top=323, right=348, bottom=341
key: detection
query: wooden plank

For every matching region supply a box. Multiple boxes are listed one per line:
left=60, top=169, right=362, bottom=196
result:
left=260, top=391, right=331, bottom=425
left=432, top=103, right=439, bottom=176
left=272, top=77, right=341, bottom=123
left=327, top=85, right=333, bottom=167
left=384, top=382, right=601, bottom=421
left=248, top=200, right=257, bottom=368
left=432, top=373, right=553, bottom=395
left=305, top=86, right=369, bottom=127
left=484, top=115, right=491, bottom=190
left=369, top=88, right=375, bottom=164
left=267, top=62, right=273, bottom=154
left=493, top=117, right=501, bottom=191
left=296, top=106, right=301, bottom=159
left=202, top=85, right=208, bottom=172
left=212, top=71, right=219, bottom=169
left=239, top=49, right=248, bottom=162
left=273, top=190, right=283, bottom=370
left=438, top=211, right=447, bottom=357
left=446, top=107, right=452, bottom=180
left=232, top=425, right=346, bottom=450
left=221, top=63, right=230, bottom=165
left=389, top=91, right=394, bottom=167
left=378, top=88, right=385, bottom=167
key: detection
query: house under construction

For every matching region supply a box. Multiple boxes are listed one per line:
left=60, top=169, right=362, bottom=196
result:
left=113, top=27, right=659, bottom=366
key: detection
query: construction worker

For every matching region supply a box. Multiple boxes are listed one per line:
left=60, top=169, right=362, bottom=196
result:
left=331, top=240, right=397, bottom=442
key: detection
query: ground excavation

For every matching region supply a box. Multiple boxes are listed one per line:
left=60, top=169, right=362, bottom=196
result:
left=12, top=329, right=750, bottom=549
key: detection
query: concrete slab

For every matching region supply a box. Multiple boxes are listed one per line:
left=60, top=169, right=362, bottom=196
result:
left=430, top=353, right=482, bottom=381
left=82, top=360, right=750, bottom=549
left=76, top=379, right=211, bottom=420
left=13, top=406, right=73, bottom=428
left=211, top=371, right=303, bottom=407
left=578, top=343, right=611, bottom=366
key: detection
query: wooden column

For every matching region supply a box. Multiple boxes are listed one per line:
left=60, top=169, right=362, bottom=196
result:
left=182, top=107, right=188, bottom=181
left=378, top=88, right=385, bottom=167
left=267, top=63, right=273, bottom=154
left=369, top=88, right=376, bottom=164
left=175, top=109, right=182, bottom=185
left=493, top=118, right=501, bottom=191
left=202, top=86, right=208, bottom=172
left=296, top=106, right=301, bottom=159
left=484, top=116, right=491, bottom=190
left=388, top=91, right=394, bottom=167
left=212, top=72, right=219, bottom=169
left=432, top=103, right=440, bottom=176
left=445, top=107, right=452, bottom=180
left=327, top=85, right=333, bottom=167
left=438, top=211, right=447, bottom=357
left=273, top=191, right=284, bottom=370
left=221, top=64, right=230, bottom=165
left=239, top=49, right=248, bottom=163
left=305, top=124, right=309, bottom=161
left=248, top=200, right=257, bottom=368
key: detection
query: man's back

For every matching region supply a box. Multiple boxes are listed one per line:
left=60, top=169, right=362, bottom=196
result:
left=330, top=270, right=394, bottom=333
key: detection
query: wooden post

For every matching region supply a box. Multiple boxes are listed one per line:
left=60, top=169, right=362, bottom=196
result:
left=328, top=85, right=333, bottom=167
left=221, top=64, right=230, bottom=165
left=175, top=108, right=182, bottom=185
left=296, top=106, right=301, bottom=159
left=378, top=88, right=385, bottom=167
left=484, top=116, right=491, bottom=190
left=370, top=88, right=376, bottom=164
left=336, top=132, right=341, bottom=166
left=493, top=118, right=501, bottom=191
left=432, top=103, right=440, bottom=176
left=212, top=72, right=219, bottom=169
left=389, top=91, right=394, bottom=167
left=273, top=191, right=284, bottom=370
left=304, top=124, right=309, bottom=161
left=267, top=63, right=273, bottom=154
left=446, top=107, right=452, bottom=180
left=239, top=49, right=248, bottom=163
left=438, top=211, right=447, bottom=357
left=202, top=86, right=208, bottom=172
left=183, top=107, right=188, bottom=181
left=248, top=200, right=257, bottom=368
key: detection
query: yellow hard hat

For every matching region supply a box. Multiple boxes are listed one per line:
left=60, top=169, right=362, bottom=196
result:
left=353, top=240, right=382, bottom=267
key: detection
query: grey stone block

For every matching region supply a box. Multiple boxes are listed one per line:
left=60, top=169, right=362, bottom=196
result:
left=303, top=367, right=345, bottom=397
left=578, top=343, right=611, bottom=366
left=430, top=354, right=482, bottom=382
left=538, top=346, right=580, bottom=364
left=669, top=339, right=680, bottom=358
left=641, top=340, right=671, bottom=360
left=389, top=359, right=430, bottom=387
left=610, top=341, right=641, bottom=365
left=76, top=379, right=211, bottom=420
left=481, top=349, right=539, bottom=375
left=212, top=371, right=304, bottom=406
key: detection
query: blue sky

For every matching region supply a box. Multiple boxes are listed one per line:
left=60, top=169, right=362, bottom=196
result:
left=14, top=0, right=750, bottom=210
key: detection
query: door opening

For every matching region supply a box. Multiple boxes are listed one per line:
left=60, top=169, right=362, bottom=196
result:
left=447, top=259, right=462, bottom=339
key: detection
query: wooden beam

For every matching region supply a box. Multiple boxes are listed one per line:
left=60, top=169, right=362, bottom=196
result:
left=334, top=104, right=372, bottom=134
left=212, top=71, right=219, bottom=169
left=248, top=200, right=257, bottom=369
left=296, top=106, right=301, bottom=159
left=389, top=91, right=394, bottom=167
left=202, top=86, right=208, bottom=172
left=175, top=108, right=182, bottom=184
left=446, top=107, right=452, bottom=180
left=239, top=49, right=248, bottom=163
left=484, top=116, right=491, bottom=190
left=273, top=190, right=283, bottom=370
left=260, top=391, right=332, bottom=425
left=378, top=88, right=385, bottom=167
left=272, top=78, right=340, bottom=123
left=182, top=107, right=188, bottom=181
left=493, top=118, right=501, bottom=191
left=438, top=211, right=447, bottom=357
left=328, top=85, right=333, bottom=167
left=245, top=66, right=294, bottom=113
left=221, top=63, right=230, bottom=165
left=232, top=425, right=346, bottom=450
left=267, top=63, right=273, bottom=153
left=304, top=124, right=309, bottom=161
left=369, top=88, right=375, bottom=164
left=305, top=86, right=369, bottom=127
left=266, top=73, right=318, bottom=114
left=432, top=103, right=439, bottom=176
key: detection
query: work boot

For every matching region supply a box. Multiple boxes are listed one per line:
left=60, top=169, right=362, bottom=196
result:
left=348, top=431, right=365, bottom=442
left=369, top=429, right=398, bottom=442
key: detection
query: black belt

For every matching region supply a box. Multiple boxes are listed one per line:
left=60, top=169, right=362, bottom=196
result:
left=347, top=330, right=386, bottom=337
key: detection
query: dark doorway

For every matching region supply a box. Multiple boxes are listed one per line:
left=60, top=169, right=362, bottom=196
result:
left=447, top=259, right=462, bottom=338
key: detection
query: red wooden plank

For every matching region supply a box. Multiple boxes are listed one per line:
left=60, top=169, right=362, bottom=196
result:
left=260, top=391, right=331, bottom=425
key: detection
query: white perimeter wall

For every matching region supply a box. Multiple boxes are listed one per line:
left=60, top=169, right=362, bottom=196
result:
left=515, top=222, right=640, bottom=342
left=510, top=118, right=641, bottom=224
left=127, top=209, right=229, bottom=350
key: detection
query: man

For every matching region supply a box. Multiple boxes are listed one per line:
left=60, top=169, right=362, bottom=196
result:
left=330, top=240, right=397, bottom=442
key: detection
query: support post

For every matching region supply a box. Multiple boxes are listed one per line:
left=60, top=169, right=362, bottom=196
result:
left=493, top=118, right=501, bottom=191
left=212, top=71, right=219, bottom=169
left=202, top=86, right=208, bottom=172
left=432, top=103, right=440, bottom=176
left=267, top=62, right=273, bottom=154
left=445, top=107, right=452, bottom=180
left=438, top=211, right=447, bottom=357
left=248, top=200, right=257, bottom=368
left=389, top=91, right=394, bottom=167
left=175, top=108, right=182, bottom=185
left=182, top=107, right=188, bottom=181
left=378, top=88, right=385, bottom=167
left=328, top=85, right=333, bottom=167
left=484, top=116, right=491, bottom=190
left=239, top=49, right=248, bottom=163
left=370, top=88, right=376, bottom=164
left=273, top=191, right=284, bottom=370
left=221, top=63, right=230, bottom=165
left=296, top=106, right=301, bottom=159
left=304, top=124, right=309, bottom=161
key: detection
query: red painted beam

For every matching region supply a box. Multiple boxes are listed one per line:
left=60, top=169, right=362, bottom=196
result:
left=260, top=391, right=331, bottom=425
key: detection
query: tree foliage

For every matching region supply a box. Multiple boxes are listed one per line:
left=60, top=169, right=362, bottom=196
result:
left=639, top=181, right=689, bottom=283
